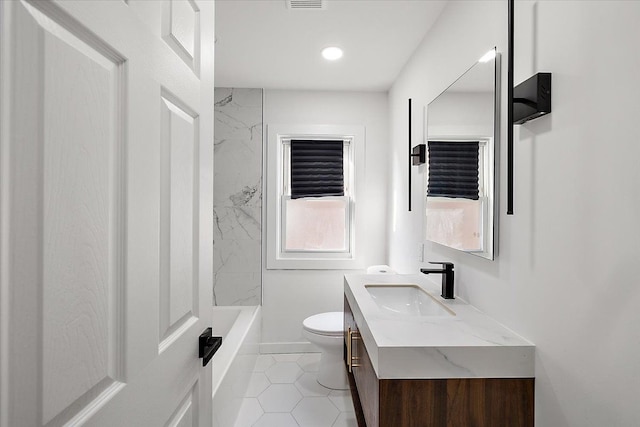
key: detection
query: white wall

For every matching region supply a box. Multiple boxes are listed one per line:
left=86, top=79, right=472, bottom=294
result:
left=428, top=91, right=493, bottom=137
left=389, top=1, right=640, bottom=426
left=262, top=90, right=389, bottom=351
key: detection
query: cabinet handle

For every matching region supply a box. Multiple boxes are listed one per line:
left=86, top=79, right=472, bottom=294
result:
left=349, top=329, right=361, bottom=370
left=346, top=327, right=352, bottom=372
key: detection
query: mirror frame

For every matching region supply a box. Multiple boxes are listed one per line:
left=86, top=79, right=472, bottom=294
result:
left=423, top=48, right=500, bottom=260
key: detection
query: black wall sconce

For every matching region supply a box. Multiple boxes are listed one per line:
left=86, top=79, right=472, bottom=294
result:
left=507, top=0, right=552, bottom=215
left=514, top=72, right=552, bottom=124
left=408, top=98, right=412, bottom=211
left=412, top=144, right=426, bottom=165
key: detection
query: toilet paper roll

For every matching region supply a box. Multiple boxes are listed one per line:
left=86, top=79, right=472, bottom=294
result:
left=366, top=265, right=396, bottom=274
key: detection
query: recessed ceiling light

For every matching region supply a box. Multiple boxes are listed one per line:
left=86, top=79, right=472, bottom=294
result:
left=322, top=47, right=343, bottom=61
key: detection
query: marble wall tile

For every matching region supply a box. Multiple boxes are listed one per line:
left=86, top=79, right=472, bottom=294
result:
left=214, top=206, right=261, bottom=241
left=212, top=273, right=262, bottom=306
left=214, top=239, right=261, bottom=273
left=214, top=88, right=263, bottom=208
left=214, top=88, right=263, bottom=306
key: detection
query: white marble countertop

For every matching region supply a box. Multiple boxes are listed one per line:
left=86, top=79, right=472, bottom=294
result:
left=344, top=273, right=535, bottom=379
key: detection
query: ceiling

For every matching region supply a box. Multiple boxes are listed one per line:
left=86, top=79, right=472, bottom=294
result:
left=214, top=0, right=448, bottom=91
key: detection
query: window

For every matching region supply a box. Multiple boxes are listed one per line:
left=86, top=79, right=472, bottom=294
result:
left=266, top=125, right=365, bottom=269
left=425, top=138, right=491, bottom=252
left=283, top=139, right=350, bottom=253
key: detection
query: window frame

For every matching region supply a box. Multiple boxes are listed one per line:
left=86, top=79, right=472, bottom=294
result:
left=266, top=124, right=365, bottom=270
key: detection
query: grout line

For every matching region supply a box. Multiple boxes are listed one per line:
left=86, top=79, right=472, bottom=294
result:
left=247, top=353, right=354, bottom=427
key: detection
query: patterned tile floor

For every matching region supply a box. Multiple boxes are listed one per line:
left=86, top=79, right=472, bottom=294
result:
left=234, top=353, right=357, bottom=427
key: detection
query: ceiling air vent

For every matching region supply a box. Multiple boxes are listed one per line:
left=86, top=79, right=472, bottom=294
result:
left=286, top=0, right=326, bottom=10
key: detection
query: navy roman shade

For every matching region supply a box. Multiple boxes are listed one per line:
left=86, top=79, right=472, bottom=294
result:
left=290, top=140, right=344, bottom=199
left=427, top=141, right=479, bottom=200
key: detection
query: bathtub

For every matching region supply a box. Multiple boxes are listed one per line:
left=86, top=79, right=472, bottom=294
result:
left=211, top=306, right=261, bottom=427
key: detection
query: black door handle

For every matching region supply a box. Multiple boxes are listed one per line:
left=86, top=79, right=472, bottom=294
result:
left=199, top=327, right=222, bottom=367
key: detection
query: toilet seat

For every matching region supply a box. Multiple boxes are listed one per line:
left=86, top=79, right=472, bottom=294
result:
left=303, top=312, right=343, bottom=336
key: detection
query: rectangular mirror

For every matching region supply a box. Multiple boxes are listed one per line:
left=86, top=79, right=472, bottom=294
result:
left=424, top=48, right=499, bottom=260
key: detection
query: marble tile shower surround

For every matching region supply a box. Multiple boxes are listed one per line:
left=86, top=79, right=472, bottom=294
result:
left=214, top=88, right=263, bottom=305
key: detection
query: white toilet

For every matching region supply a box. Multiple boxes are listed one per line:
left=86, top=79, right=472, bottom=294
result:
left=302, top=311, right=348, bottom=390
left=302, top=266, right=395, bottom=390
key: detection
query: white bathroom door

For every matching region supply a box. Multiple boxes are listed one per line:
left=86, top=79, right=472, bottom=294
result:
left=0, top=0, right=214, bottom=426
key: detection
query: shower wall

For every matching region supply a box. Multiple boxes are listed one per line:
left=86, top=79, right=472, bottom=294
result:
left=213, top=88, right=263, bottom=305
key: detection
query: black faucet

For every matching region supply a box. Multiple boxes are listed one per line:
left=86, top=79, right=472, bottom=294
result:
left=420, top=262, right=455, bottom=299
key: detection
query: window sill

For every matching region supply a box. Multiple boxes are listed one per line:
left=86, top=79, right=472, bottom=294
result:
left=266, top=256, right=364, bottom=270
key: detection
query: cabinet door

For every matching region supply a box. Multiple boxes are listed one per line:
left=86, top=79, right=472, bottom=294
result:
left=344, top=296, right=356, bottom=367
left=345, top=297, right=379, bottom=427
left=353, top=327, right=379, bottom=427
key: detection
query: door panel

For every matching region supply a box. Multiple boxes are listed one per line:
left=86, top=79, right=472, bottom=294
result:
left=159, top=90, right=200, bottom=351
left=39, top=12, right=125, bottom=426
left=162, top=0, right=201, bottom=74
left=0, top=0, right=214, bottom=425
left=5, top=2, right=128, bottom=425
left=165, top=382, right=199, bottom=427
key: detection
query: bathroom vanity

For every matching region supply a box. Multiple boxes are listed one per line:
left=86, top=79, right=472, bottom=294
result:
left=343, top=274, right=534, bottom=427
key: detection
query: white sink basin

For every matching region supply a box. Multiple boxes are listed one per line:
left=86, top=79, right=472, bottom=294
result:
left=365, top=284, right=455, bottom=317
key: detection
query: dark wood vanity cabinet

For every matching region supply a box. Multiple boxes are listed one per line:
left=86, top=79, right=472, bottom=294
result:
left=344, top=296, right=379, bottom=426
left=344, top=296, right=534, bottom=427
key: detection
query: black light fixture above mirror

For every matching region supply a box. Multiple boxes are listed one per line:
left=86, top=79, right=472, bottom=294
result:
left=411, top=144, right=426, bottom=166
left=507, top=0, right=553, bottom=215
left=513, top=73, right=552, bottom=124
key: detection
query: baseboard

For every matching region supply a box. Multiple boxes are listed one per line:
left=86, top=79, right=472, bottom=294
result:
left=260, top=341, right=319, bottom=354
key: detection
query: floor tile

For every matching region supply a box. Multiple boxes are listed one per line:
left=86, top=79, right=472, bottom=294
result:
left=234, top=353, right=354, bottom=426
left=252, top=413, right=299, bottom=427
left=273, top=353, right=302, bottom=362
left=254, top=355, right=276, bottom=372
left=297, top=353, right=321, bottom=372
left=246, top=372, right=271, bottom=397
left=292, top=396, right=340, bottom=427
left=265, top=361, right=304, bottom=383
left=295, top=372, right=332, bottom=397
left=332, top=411, right=358, bottom=427
left=258, top=384, right=303, bottom=412
left=233, top=398, right=264, bottom=427
left=328, top=390, right=355, bottom=412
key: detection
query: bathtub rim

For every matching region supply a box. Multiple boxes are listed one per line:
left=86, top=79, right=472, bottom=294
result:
left=211, top=305, right=261, bottom=398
